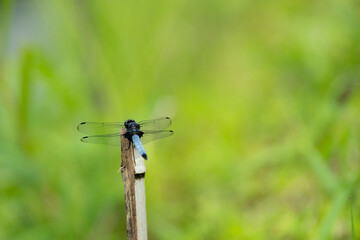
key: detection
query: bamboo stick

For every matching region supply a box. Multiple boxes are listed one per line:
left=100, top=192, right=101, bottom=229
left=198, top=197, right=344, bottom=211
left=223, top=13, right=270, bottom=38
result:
left=120, top=129, right=148, bottom=240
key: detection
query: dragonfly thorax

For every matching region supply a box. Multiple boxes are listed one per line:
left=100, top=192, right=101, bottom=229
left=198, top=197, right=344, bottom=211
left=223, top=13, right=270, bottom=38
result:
left=124, top=119, right=143, bottom=140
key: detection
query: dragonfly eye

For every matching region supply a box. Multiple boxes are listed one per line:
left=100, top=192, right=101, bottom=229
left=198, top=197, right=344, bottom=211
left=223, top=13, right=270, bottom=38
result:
left=124, top=119, right=136, bottom=126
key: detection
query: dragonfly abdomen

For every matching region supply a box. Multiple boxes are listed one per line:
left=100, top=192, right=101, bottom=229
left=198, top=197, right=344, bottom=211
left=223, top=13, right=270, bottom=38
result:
left=132, top=134, right=148, bottom=160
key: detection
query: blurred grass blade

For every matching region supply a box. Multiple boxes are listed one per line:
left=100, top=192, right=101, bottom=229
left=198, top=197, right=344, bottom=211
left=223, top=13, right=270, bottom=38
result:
left=303, top=147, right=339, bottom=193
left=350, top=196, right=355, bottom=240
left=18, top=49, right=33, bottom=151
left=0, top=0, right=12, bottom=54
left=317, top=185, right=352, bottom=240
left=0, top=0, right=13, bottom=101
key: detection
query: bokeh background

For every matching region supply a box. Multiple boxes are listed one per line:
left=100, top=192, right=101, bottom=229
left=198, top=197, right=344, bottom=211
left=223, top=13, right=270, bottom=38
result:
left=1, top=0, right=359, bottom=239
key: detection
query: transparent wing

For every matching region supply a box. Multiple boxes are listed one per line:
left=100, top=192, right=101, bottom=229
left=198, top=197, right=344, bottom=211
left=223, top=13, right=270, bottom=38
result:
left=80, top=133, right=122, bottom=146
left=141, top=130, right=174, bottom=144
left=77, top=122, right=124, bottom=135
left=138, top=117, right=172, bottom=130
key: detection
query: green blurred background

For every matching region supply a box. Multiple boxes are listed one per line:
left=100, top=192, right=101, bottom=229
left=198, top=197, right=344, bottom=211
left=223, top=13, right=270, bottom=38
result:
left=1, top=0, right=359, bottom=239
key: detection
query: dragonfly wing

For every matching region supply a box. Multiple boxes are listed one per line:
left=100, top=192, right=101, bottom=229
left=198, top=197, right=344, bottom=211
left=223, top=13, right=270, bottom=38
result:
left=138, top=117, right=172, bottom=130
left=80, top=133, right=122, bottom=146
left=140, top=130, right=174, bottom=144
left=77, top=122, right=124, bottom=135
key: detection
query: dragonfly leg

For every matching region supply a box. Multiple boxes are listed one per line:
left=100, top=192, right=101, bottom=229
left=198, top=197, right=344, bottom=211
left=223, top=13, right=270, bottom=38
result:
left=127, top=141, right=131, bottom=151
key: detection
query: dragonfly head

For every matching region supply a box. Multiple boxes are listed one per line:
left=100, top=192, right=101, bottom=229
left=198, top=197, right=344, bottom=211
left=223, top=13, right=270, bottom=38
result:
left=124, top=119, right=135, bottom=126
left=124, top=119, right=141, bottom=130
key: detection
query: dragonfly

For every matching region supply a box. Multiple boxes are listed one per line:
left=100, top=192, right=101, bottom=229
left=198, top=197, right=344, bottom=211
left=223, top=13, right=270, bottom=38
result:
left=77, top=117, right=174, bottom=160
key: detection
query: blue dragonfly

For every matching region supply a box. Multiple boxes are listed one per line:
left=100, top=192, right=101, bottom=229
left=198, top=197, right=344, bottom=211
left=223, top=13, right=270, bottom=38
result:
left=77, top=117, right=173, bottom=160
